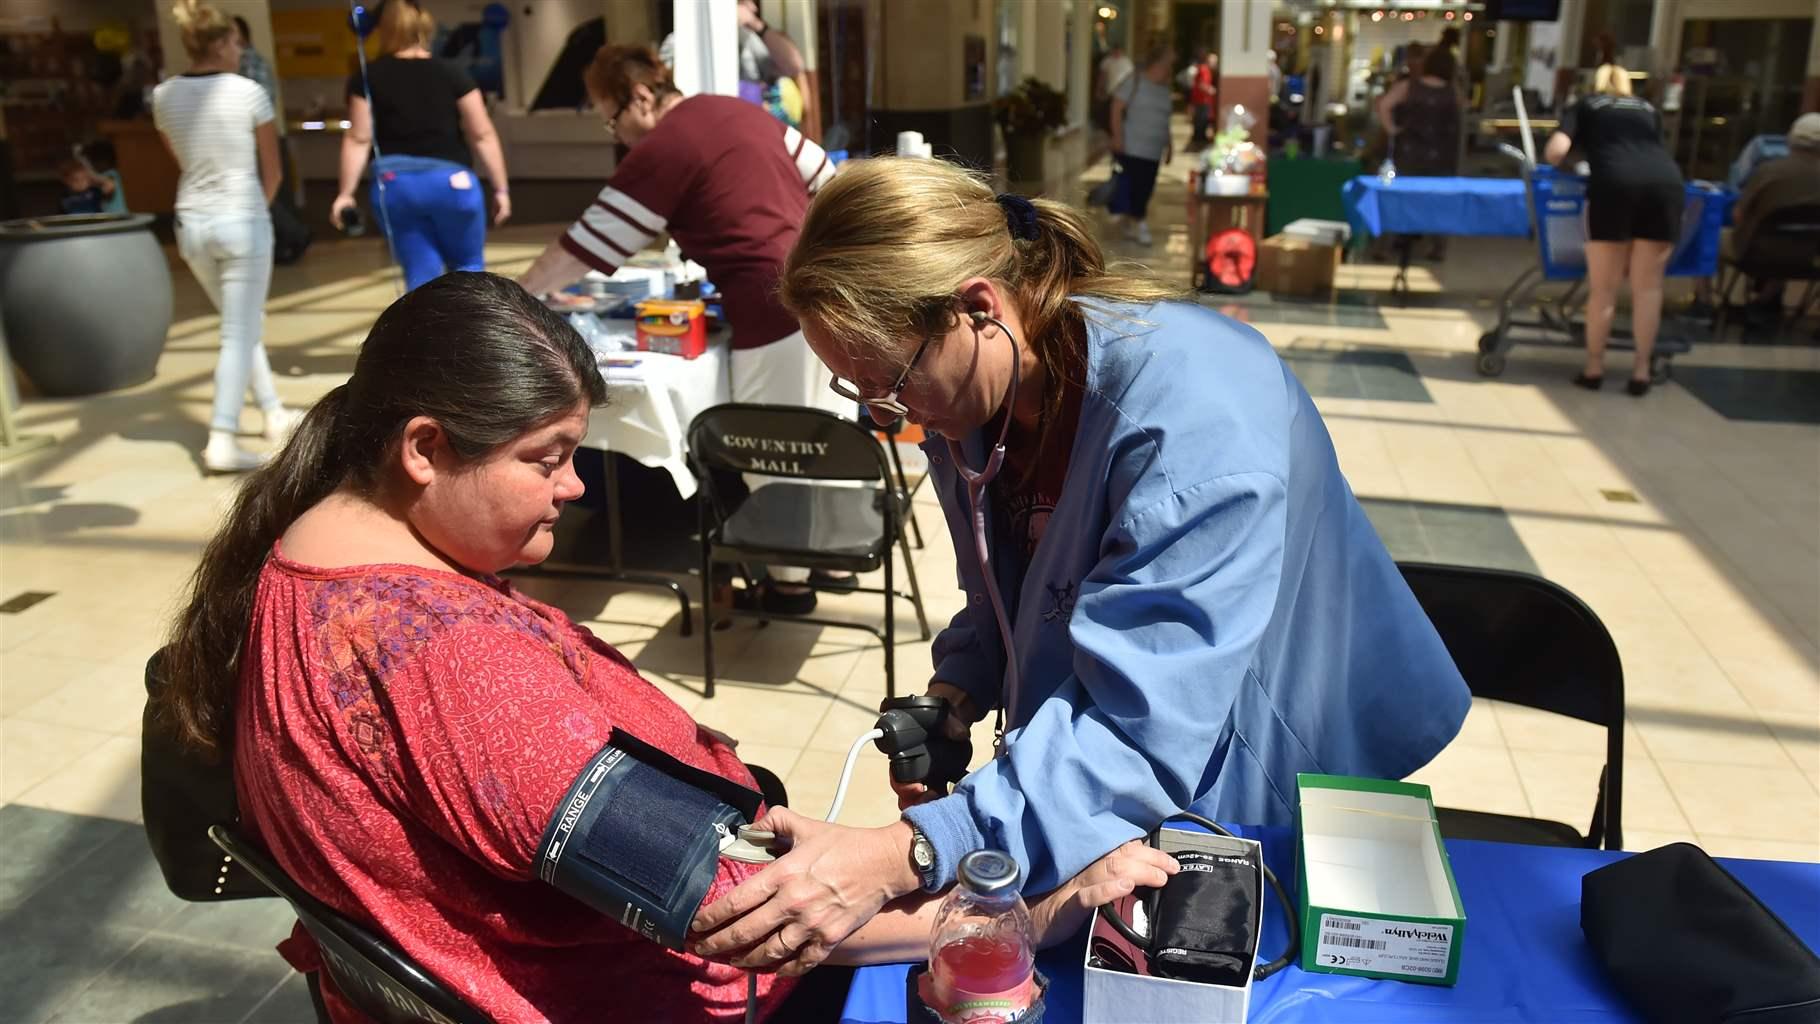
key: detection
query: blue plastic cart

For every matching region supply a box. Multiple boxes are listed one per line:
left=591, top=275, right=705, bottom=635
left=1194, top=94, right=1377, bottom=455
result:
left=1476, top=162, right=1734, bottom=379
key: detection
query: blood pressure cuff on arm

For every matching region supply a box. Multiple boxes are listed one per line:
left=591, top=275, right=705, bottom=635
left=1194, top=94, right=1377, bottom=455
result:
left=535, top=729, right=764, bottom=950
left=1582, top=842, right=1820, bottom=1024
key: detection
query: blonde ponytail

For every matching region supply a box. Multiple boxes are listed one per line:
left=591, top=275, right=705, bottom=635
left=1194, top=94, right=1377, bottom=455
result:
left=780, top=158, right=1176, bottom=431
left=376, top=0, right=436, bottom=57
left=170, top=0, right=234, bottom=61
left=1593, top=63, right=1633, bottom=97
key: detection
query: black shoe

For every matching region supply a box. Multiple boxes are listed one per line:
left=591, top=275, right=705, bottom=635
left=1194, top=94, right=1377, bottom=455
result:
left=810, top=570, right=860, bottom=593
left=1627, top=378, right=1651, bottom=397
left=732, top=582, right=818, bottom=616
left=1573, top=373, right=1604, bottom=390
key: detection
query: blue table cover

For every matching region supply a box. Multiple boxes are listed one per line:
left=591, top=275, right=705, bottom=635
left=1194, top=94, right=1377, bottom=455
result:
left=840, top=826, right=1820, bottom=1024
left=1344, top=176, right=1532, bottom=240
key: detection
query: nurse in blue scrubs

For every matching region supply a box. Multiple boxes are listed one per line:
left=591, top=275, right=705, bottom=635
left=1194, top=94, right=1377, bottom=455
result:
left=689, top=156, right=1469, bottom=975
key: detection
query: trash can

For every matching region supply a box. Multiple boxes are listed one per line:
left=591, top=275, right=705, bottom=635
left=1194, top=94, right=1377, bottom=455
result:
left=0, top=212, right=172, bottom=396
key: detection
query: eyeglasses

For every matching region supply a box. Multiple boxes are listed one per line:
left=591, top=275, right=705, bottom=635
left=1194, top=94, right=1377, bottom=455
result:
left=828, top=328, right=936, bottom=419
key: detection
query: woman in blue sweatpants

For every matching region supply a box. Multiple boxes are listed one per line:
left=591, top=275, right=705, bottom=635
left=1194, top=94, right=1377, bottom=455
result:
left=332, top=1, right=510, bottom=291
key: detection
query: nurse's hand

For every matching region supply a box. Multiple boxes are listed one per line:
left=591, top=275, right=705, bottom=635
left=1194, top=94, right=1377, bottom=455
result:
left=690, top=809, right=920, bottom=976
left=893, top=682, right=977, bottom=809
left=1028, top=840, right=1179, bottom=948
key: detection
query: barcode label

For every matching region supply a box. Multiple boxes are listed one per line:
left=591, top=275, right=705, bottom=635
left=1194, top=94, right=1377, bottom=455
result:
left=1322, top=933, right=1388, bottom=950
left=1315, top=915, right=1454, bottom=979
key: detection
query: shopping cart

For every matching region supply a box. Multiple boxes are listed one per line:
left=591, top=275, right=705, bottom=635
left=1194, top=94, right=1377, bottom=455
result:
left=1475, top=154, right=1734, bottom=380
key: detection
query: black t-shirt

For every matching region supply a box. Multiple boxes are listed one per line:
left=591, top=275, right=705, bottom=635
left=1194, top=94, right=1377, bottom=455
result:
left=346, top=57, right=477, bottom=167
left=1560, top=94, right=1682, bottom=190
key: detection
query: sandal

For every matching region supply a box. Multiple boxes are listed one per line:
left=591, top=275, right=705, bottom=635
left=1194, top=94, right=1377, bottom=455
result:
left=1572, top=372, right=1604, bottom=391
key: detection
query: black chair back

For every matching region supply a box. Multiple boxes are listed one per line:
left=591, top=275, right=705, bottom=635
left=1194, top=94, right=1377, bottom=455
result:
left=207, top=826, right=493, bottom=1024
left=688, top=403, right=891, bottom=485
left=141, top=647, right=269, bottom=902
left=1397, top=562, right=1625, bottom=847
left=1738, top=201, right=1820, bottom=281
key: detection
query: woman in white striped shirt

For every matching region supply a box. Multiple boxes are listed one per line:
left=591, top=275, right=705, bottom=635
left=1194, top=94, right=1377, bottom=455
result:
left=153, top=0, right=297, bottom=473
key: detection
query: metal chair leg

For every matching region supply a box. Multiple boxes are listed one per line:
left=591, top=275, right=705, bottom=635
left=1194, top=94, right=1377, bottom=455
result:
left=699, top=508, right=716, bottom=700
left=1713, top=267, right=1735, bottom=341
left=886, top=436, right=925, bottom=549
left=884, top=519, right=897, bottom=702
left=654, top=577, right=691, bottom=637
left=896, top=518, right=932, bottom=642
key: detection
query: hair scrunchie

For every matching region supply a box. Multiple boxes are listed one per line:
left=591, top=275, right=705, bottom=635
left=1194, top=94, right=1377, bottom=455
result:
left=994, top=192, right=1040, bottom=242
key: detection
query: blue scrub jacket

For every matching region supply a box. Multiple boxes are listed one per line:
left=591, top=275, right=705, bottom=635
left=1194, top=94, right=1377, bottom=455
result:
left=903, top=300, right=1470, bottom=892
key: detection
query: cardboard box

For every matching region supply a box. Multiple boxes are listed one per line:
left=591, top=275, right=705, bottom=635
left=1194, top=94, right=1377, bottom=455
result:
left=1256, top=233, right=1341, bottom=298
left=1282, top=218, right=1352, bottom=248
left=1083, top=827, right=1263, bottom=1023
left=1296, top=774, right=1466, bottom=986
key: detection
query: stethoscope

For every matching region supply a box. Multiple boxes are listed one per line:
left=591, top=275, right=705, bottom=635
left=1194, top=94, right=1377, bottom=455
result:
left=945, top=310, right=1024, bottom=753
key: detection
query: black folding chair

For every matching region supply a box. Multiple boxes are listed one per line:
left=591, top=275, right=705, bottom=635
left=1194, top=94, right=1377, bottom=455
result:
left=688, top=403, right=932, bottom=700
left=207, top=826, right=493, bottom=1024
left=1398, top=562, right=1625, bottom=851
left=858, top=408, right=927, bottom=551
left=1714, top=201, right=1820, bottom=341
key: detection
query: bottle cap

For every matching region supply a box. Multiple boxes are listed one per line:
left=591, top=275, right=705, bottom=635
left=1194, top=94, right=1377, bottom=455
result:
left=957, top=849, right=1022, bottom=898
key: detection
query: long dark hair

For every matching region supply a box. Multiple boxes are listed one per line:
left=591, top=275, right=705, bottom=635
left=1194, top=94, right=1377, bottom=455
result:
left=158, top=272, right=607, bottom=758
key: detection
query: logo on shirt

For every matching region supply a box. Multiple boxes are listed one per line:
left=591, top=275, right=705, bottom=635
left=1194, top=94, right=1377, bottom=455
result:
left=1042, top=580, right=1078, bottom=623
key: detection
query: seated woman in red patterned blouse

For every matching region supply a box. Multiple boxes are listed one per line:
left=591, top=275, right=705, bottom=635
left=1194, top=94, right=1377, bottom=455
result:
left=154, top=273, right=1173, bottom=1024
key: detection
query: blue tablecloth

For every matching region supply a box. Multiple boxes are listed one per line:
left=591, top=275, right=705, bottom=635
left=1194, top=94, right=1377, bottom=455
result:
left=840, top=826, right=1820, bottom=1023
left=1344, top=176, right=1532, bottom=240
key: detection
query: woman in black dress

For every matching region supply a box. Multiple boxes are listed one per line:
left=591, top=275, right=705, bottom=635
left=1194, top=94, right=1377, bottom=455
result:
left=1545, top=47, right=1683, bottom=396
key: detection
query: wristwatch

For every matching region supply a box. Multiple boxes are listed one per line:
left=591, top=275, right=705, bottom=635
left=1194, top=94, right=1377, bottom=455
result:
left=907, top=823, right=938, bottom=891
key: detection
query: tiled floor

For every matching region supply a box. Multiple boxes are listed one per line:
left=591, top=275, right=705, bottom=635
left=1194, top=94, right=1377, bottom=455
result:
left=1673, top=365, right=1820, bottom=425
left=2, top=120, right=1818, bottom=1020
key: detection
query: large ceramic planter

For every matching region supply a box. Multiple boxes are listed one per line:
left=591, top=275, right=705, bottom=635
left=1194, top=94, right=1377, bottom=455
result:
left=1004, top=133, right=1047, bottom=196
left=0, top=212, right=172, bottom=396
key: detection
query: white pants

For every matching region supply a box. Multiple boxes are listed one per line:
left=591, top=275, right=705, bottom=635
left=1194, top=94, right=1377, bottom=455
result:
left=728, top=330, right=854, bottom=583
left=176, top=211, right=281, bottom=433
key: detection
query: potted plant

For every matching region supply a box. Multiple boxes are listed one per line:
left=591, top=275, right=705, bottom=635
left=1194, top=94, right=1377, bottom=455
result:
left=0, top=212, right=172, bottom=396
left=993, top=76, right=1067, bottom=193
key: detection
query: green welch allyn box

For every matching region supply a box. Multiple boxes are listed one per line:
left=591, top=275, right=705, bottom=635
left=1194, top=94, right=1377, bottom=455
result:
left=1295, top=773, right=1466, bottom=986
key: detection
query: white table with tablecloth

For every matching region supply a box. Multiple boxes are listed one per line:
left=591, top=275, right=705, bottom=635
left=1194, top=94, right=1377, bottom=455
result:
left=579, top=324, right=732, bottom=499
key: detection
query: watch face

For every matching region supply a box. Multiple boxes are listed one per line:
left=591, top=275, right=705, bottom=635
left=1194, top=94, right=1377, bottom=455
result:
left=913, top=838, right=935, bottom=870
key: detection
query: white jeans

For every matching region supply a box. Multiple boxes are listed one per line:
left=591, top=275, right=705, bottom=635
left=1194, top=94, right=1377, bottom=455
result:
left=729, top=330, right=854, bottom=583
left=176, top=211, right=281, bottom=433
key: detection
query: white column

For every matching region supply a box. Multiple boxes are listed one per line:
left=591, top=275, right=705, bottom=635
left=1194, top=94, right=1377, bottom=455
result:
left=1556, top=0, right=1585, bottom=73
left=1492, top=19, right=1514, bottom=71
left=1018, top=0, right=1041, bottom=83
left=672, top=0, right=740, bottom=97
left=1069, top=0, right=1091, bottom=128
left=1646, top=0, right=1682, bottom=80
left=1219, top=0, right=1273, bottom=79
left=777, top=0, right=817, bottom=72
left=1808, top=13, right=1820, bottom=82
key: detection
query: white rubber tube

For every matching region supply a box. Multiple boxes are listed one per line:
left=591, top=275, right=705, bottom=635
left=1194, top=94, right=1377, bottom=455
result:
left=825, top=728, right=886, bottom=824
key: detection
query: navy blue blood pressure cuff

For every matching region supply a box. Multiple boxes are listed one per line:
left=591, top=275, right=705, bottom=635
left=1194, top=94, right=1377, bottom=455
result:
left=535, top=729, right=764, bottom=949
